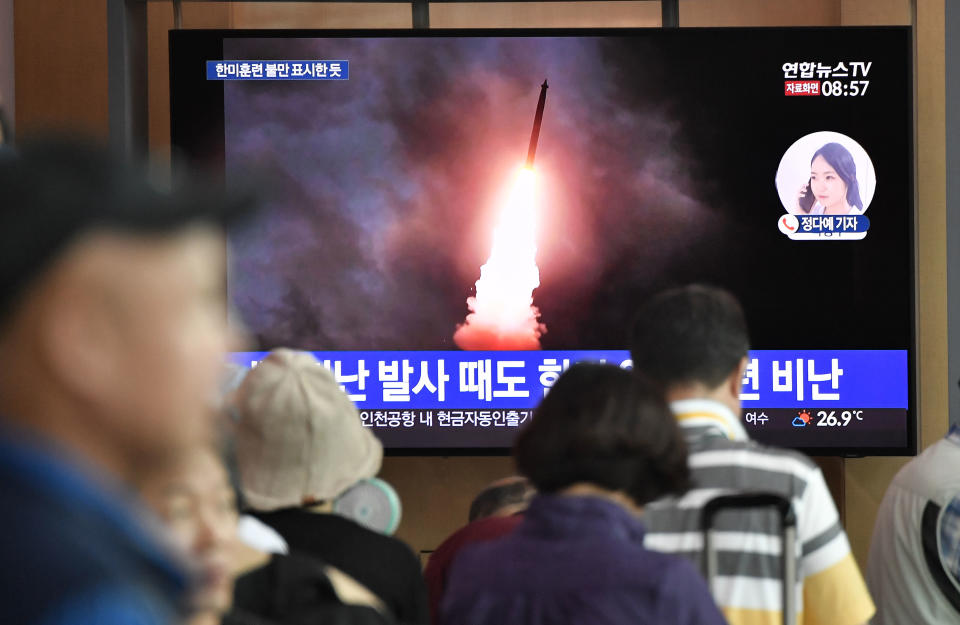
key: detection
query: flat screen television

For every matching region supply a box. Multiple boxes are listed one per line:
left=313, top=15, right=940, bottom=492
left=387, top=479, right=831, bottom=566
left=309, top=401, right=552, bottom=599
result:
left=170, top=26, right=915, bottom=455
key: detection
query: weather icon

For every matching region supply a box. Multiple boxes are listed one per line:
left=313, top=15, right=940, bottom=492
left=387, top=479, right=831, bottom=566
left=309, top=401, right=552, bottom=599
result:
left=792, top=410, right=812, bottom=427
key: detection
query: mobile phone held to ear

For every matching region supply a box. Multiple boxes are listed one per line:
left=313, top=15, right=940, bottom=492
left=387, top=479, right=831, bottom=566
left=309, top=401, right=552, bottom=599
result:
left=798, top=177, right=815, bottom=213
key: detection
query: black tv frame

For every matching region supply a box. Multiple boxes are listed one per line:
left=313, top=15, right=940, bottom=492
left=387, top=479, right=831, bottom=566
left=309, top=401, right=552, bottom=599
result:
left=170, top=26, right=918, bottom=457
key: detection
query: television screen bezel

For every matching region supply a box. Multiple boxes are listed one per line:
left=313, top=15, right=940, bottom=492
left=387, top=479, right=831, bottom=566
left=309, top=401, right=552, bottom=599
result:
left=169, top=26, right=918, bottom=457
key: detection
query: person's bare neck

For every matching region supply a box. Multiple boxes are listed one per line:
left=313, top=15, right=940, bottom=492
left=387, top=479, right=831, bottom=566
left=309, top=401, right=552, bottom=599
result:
left=303, top=500, right=335, bottom=513
left=0, top=265, right=150, bottom=488
left=231, top=539, right=271, bottom=576
left=0, top=354, right=140, bottom=487
left=188, top=613, right=221, bottom=625
left=2, top=405, right=139, bottom=486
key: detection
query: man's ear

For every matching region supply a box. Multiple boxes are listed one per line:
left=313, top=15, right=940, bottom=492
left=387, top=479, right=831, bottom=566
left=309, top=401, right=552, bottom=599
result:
left=37, top=274, right=121, bottom=405
left=727, top=355, right=749, bottom=402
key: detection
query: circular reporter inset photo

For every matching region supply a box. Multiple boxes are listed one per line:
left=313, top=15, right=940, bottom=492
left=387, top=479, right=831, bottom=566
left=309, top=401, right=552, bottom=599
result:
left=775, top=131, right=876, bottom=216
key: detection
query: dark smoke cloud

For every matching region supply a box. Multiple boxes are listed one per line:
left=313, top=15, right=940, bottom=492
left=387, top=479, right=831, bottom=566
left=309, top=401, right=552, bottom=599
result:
left=225, top=36, right=721, bottom=350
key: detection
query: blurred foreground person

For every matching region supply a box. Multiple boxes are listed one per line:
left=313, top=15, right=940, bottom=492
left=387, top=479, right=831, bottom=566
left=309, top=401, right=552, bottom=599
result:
left=424, top=477, right=534, bottom=624
left=631, top=285, right=874, bottom=625
left=441, top=363, right=726, bottom=625
left=0, top=139, right=253, bottom=624
left=142, top=446, right=240, bottom=625
left=235, top=348, right=429, bottom=624
left=142, top=444, right=392, bottom=625
left=866, top=423, right=960, bottom=624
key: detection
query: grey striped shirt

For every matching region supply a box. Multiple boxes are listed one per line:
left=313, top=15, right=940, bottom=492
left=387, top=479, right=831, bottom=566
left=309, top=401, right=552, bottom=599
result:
left=643, top=399, right=853, bottom=622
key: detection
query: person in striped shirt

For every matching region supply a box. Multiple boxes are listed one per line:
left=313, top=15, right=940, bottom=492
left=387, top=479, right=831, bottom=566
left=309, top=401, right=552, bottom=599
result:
left=630, top=284, right=874, bottom=625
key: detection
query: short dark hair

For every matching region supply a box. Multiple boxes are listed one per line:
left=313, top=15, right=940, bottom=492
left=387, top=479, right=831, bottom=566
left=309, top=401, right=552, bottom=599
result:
left=514, top=363, right=689, bottom=506
left=630, top=284, right=749, bottom=389
left=468, top=477, right=534, bottom=522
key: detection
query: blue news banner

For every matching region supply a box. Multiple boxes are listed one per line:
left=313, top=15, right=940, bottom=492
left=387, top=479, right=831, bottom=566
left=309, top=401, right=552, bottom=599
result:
left=798, top=214, right=870, bottom=234
left=206, top=60, right=348, bottom=81
left=230, top=350, right=908, bottom=449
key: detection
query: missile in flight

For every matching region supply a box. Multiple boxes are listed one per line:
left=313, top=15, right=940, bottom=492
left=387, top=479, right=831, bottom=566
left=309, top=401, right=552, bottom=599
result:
left=524, top=80, right=548, bottom=168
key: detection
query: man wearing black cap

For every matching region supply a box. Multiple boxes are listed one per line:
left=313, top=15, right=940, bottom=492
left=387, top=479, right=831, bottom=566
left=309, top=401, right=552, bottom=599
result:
left=0, top=139, right=253, bottom=624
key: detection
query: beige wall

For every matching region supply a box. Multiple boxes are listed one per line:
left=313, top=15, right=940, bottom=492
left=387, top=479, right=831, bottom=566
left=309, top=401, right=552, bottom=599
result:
left=380, top=456, right=515, bottom=555
left=842, top=0, right=912, bottom=24
left=13, top=1, right=945, bottom=569
left=430, top=2, right=660, bottom=28
left=13, top=0, right=109, bottom=137
left=679, top=0, right=839, bottom=26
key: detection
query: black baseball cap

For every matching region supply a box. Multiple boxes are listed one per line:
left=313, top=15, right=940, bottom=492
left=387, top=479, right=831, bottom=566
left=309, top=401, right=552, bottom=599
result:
left=0, top=137, right=258, bottom=323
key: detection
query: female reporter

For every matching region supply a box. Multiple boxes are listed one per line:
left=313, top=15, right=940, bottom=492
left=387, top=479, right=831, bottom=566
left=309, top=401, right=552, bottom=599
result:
left=795, top=142, right=864, bottom=215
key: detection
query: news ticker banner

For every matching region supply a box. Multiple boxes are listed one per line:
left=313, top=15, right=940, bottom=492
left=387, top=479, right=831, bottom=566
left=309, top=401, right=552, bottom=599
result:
left=207, top=60, right=348, bottom=80
left=229, top=349, right=907, bottom=411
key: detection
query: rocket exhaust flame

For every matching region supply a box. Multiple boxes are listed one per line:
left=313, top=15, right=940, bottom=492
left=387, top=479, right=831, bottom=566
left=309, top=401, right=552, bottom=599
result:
left=455, top=81, right=549, bottom=351
left=454, top=168, right=545, bottom=350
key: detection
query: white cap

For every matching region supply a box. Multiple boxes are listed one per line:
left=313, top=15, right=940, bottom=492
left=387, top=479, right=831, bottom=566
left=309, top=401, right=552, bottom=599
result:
left=234, top=348, right=383, bottom=511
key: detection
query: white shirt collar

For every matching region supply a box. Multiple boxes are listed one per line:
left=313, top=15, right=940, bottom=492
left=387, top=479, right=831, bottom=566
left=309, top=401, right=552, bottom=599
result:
left=668, top=398, right=750, bottom=442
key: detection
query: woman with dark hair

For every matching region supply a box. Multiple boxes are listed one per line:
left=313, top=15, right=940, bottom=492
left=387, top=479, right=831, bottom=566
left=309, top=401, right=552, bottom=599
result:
left=440, top=363, right=726, bottom=625
left=796, top=142, right=864, bottom=215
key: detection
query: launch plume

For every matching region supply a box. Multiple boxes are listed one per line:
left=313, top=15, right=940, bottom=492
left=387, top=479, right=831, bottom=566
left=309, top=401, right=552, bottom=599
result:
left=454, top=167, right=546, bottom=350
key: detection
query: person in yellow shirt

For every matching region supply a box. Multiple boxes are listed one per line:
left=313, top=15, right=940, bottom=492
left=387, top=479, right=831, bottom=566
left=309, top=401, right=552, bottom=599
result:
left=631, top=285, right=875, bottom=625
